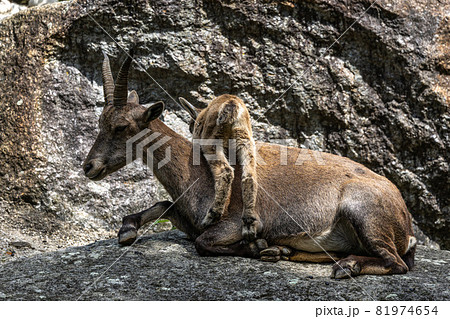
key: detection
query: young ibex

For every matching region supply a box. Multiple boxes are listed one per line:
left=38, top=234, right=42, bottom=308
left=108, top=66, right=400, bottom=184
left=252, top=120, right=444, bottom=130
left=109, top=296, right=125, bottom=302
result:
left=179, top=95, right=261, bottom=240
left=83, top=52, right=416, bottom=279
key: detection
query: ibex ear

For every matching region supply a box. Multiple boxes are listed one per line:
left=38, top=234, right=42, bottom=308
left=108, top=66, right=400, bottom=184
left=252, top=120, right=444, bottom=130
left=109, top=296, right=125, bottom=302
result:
left=143, top=101, right=165, bottom=123
left=127, top=90, right=139, bottom=104
left=179, top=97, right=199, bottom=120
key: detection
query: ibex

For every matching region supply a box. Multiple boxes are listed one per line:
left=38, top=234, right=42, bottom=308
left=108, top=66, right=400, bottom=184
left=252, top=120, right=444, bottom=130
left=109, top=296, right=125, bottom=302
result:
left=179, top=95, right=261, bottom=241
left=83, top=52, right=416, bottom=279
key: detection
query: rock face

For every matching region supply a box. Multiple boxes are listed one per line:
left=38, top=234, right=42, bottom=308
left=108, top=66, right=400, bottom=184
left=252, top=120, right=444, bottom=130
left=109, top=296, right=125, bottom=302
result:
left=0, top=0, right=448, bottom=255
left=0, top=230, right=449, bottom=300
left=0, top=1, right=25, bottom=20
left=0, top=1, right=58, bottom=21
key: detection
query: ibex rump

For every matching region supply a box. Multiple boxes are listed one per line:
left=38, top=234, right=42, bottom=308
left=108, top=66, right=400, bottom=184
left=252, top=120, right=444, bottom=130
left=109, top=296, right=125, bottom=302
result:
left=83, top=53, right=416, bottom=279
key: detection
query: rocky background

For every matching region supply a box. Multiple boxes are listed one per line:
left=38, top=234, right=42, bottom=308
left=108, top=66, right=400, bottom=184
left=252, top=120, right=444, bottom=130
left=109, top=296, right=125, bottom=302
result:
left=0, top=0, right=448, bottom=298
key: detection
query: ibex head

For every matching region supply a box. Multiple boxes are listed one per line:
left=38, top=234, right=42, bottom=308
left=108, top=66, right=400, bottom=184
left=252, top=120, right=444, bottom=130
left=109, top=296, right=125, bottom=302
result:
left=83, top=52, right=165, bottom=180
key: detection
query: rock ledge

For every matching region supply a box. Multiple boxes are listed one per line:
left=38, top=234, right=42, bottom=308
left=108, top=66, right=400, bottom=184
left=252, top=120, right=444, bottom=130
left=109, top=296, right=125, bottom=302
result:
left=0, top=230, right=448, bottom=301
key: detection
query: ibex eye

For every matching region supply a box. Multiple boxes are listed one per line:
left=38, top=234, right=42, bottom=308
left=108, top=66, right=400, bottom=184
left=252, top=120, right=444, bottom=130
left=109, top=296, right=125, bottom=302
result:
left=114, top=125, right=128, bottom=133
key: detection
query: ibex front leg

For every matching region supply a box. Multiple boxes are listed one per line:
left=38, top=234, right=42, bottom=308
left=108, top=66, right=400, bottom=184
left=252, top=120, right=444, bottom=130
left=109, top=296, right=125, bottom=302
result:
left=118, top=201, right=173, bottom=245
left=200, top=144, right=234, bottom=228
left=236, top=137, right=262, bottom=241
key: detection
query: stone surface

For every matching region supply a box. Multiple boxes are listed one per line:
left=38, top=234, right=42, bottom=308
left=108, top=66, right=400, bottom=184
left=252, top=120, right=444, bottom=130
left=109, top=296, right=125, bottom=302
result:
left=0, top=1, right=60, bottom=20
left=0, top=230, right=448, bottom=301
left=0, top=0, right=448, bottom=258
left=0, top=0, right=25, bottom=20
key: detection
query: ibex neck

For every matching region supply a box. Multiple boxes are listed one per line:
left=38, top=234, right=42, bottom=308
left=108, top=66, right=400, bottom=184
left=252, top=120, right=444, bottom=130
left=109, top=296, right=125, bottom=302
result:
left=142, top=119, right=193, bottom=198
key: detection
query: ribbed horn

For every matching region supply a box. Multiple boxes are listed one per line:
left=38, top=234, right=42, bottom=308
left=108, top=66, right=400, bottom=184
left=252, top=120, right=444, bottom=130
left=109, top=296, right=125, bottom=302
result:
left=179, top=97, right=199, bottom=119
left=113, top=49, right=134, bottom=108
left=102, top=52, right=115, bottom=107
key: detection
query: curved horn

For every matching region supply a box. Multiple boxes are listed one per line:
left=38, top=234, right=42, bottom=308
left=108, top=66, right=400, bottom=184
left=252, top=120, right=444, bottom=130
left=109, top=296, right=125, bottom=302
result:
left=102, top=52, right=114, bottom=107
left=179, top=97, right=199, bottom=120
left=113, top=50, right=134, bottom=108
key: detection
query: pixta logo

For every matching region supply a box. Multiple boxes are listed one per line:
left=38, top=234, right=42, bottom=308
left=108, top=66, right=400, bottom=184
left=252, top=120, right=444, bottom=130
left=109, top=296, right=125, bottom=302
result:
left=126, top=129, right=171, bottom=170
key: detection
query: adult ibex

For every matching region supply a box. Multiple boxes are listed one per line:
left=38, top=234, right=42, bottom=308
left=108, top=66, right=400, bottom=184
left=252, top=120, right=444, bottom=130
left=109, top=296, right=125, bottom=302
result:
left=83, top=52, right=416, bottom=279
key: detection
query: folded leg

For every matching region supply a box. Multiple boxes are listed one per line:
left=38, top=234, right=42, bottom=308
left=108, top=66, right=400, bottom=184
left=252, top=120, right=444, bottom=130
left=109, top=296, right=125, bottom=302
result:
left=118, top=200, right=173, bottom=245
left=195, top=219, right=267, bottom=258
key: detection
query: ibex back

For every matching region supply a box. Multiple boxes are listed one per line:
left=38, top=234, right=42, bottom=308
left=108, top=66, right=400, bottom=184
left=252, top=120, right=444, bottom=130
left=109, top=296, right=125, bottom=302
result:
left=83, top=52, right=416, bottom=279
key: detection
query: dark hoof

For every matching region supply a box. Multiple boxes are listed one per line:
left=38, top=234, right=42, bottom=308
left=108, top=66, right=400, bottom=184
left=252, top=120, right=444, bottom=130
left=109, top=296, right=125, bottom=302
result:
left=260, top=245, right=292, bottom=263
left=118, top=226, right=137, bottom=246
left=241, top=217, right=263, bottom=241
left=260, top=246, right=280, bottom=262
left=331, top=259, right=361, bottom=279
left=260, top=246, right=280, bottom=256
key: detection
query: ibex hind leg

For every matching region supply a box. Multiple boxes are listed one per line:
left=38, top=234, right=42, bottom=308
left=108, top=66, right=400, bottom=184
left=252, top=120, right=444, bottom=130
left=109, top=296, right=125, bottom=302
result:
left=118, top=201, right=173, bottom=246
left=331, top=185, right=413, bottom=279
left=260, top=246, right=343, bottom=262
left=331, top=253, right=409, bottom=279
left=331, top=222, right=409, bottom=279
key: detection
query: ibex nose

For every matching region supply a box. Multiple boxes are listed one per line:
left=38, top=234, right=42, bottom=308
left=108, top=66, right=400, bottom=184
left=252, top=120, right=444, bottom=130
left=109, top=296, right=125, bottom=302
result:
left=84, top=162, right=93, bottom=175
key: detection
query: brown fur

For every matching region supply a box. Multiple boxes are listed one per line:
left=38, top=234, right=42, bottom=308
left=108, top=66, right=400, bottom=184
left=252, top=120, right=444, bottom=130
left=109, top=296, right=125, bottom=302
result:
left=180, top=95, right=261, bottom=240
left=83, top=54, right=416, bottom=279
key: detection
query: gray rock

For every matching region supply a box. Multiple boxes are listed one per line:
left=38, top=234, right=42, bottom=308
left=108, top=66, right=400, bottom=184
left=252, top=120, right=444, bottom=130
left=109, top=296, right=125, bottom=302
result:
left=28, top=0, right=58, bottom=7
left=10, top=241, right=33, bottom=249
left=0, top=0, right=448, bottom=254
left=0, top=230, right=448, bottom=300
left=0, top=0, right=26, bottom=20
